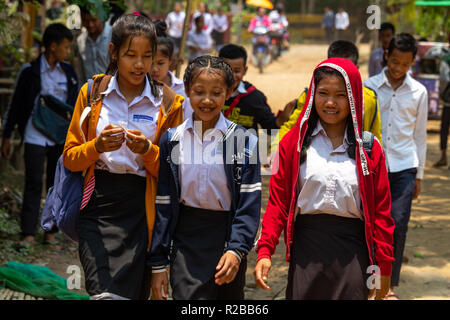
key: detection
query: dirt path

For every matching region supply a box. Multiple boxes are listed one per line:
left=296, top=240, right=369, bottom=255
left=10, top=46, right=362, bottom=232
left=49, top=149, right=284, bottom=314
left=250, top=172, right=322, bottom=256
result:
left=30, top=44, right=450, bottom=300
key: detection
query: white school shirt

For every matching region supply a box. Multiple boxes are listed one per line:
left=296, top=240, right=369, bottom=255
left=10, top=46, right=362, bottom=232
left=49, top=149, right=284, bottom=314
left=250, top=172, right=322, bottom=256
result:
left=212, top=14, right=228, bottom=33
left=335, top=11, right=349, bottom=30
left=191, top=11, right=213, bottom=34
left=95, top=75, right=161, bottom=177
left=297, top=121, right=362, bottom=220
left=364, top=68, right=428, bottom=179
left=165, top=11, right=185, bottom=38
left=167, top=71, right=193, bottom=121
left=24, top=55, right=68, bottom=147
left=178, top=112, right=231, bottom=211
left=186, top=30, right=213, bottom=62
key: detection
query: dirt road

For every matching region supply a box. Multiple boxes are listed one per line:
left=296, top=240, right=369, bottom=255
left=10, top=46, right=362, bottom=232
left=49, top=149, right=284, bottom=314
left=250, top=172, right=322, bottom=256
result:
left=31, top=44, right=450, bottom=300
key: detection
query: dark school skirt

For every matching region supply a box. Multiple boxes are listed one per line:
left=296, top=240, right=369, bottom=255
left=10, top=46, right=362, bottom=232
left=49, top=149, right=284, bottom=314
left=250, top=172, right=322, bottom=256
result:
left=170, top=205, right=247, bottom=300
left=286, top=214, right=370, bottom=300
left=76, top=170, right=151, bottom=300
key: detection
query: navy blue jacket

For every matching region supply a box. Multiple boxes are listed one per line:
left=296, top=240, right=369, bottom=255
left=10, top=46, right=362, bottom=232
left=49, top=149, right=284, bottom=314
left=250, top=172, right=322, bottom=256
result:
left=147, top=121, right=262, bottom=267
left=2, top=54, right=78, bottom=140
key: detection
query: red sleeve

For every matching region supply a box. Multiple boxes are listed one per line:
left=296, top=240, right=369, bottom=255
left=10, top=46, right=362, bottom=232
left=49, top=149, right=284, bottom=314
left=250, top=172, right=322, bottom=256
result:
left=256, top=140, right=292, bottom=261
left=371, top=140, right=395, bottom=276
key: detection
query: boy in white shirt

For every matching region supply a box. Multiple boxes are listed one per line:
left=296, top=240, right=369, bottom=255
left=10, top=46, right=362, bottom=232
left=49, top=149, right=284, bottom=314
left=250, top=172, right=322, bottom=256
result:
left=187, top=15, right=213, bottom=63
left=364, top=33, right=428, bottom=299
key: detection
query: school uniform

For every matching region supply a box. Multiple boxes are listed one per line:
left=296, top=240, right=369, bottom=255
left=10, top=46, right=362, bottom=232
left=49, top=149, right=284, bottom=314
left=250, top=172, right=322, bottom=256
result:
left=186, top=29, right=213, bottom=63
left=148, top=113, right=261, bottom=300
left=2, top=54, right=78, bottom=237
left=222, top=81, right=278, bottom=132
left=63, top=74, right=184, bottom=299
left=364, top=68, right=428, bottom=287
left=256, top=58, right=394, bottom=300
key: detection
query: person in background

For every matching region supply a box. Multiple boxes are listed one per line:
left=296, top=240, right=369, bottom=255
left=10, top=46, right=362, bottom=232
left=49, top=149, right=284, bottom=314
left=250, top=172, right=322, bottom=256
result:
left=364, top=33, right=428, bottom=300
left=1, top=23, right=78, bottom=250
left=218, top=44, right=293, bottom=133
left=151, top=20, right=193, bottom=121
left=165, top=2, right=185, bottom=53
left=369, top=22, right=396, bottom=77
left=191, top=2, right=213, bottom=35
left=322, top=7, right=334, bottom=43
left=334, top=8, right=349, bottom=41
left=186, top=15, right=213, bottom=63
left=74, top=6, right=112, bottom=84
left=433, top=32, right=450, bottom=168
left=211, top=7, right=228, bottom=52
left=248, top=7, right=272, bottom=33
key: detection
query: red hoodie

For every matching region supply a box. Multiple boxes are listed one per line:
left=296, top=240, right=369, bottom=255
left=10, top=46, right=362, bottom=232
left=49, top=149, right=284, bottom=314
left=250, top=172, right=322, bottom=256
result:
left=256, top=58, right=395, bottom=276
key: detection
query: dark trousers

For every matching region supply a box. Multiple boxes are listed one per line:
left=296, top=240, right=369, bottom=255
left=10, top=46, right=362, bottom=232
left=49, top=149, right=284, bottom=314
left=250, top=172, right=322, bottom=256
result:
left=388, top=168, right=417, bottom=286
left=21, top=142, right=63, bottom=237
left=440, top=106, right=450, bottom=151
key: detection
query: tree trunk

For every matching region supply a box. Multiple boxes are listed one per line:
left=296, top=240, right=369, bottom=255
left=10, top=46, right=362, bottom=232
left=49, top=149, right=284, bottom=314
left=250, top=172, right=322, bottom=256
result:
left=307, top=0, right=316, bottom=14
left=301, top=0, right=307, bottom=14
left=176, top=0, right=193, bottom=78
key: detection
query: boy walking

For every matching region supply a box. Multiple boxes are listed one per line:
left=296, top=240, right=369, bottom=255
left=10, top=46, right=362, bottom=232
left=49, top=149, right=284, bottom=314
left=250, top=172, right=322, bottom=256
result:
left=1, top=23, right=78, bottom=248
left=364, top=33, right=428, bottom=299
left=369, top=22, right=395, bottom=77
left=218, top=44, right=292, bottom=133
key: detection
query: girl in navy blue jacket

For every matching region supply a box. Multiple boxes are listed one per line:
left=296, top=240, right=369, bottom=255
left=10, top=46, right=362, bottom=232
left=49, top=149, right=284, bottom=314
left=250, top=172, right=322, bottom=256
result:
left=148, top=55, right=261, bottom=300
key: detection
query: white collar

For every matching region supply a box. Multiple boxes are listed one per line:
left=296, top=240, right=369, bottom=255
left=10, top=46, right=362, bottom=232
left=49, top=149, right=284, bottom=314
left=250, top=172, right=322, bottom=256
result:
left=102, top=73, right=159, bottom=105
left=379, top=67, right=413, bottom=90
left=231, top=81, right=247, bottom=97
left=312, top=120, right=350, bottom=145
left=41, top=54, right=61, bottom=72
left=169, top=71, right=184, bottom=88
left=185, top=111, right=230, bottom=136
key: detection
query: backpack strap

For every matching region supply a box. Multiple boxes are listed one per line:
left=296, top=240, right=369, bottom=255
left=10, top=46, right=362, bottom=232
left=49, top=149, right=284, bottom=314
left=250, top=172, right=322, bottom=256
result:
left=224, top=85, right=257, bottom=118
left=362, top=131, right=375, bottom=158
left=79, top=79, right=94, bottom=143
left=162, top=83, right=176, bottom=114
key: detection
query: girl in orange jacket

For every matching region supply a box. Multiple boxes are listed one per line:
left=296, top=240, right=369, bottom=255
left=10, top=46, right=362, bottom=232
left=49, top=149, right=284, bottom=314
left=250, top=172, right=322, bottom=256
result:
left=63, top=14, right=184, bottom=300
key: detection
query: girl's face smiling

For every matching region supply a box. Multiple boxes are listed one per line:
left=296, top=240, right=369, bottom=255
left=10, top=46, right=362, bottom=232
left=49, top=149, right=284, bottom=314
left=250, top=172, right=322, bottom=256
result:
left=150, top=48, right=171, bottom=84
left=112, top=35, right=153, bottom=90
left=186, top=70, right=232, bottom=132
left=314, top=74, right=350, bottom=129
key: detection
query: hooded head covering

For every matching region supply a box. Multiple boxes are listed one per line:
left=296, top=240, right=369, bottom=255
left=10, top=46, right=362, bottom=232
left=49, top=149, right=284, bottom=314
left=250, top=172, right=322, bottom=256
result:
left=294, top=57, right=369, bottom=176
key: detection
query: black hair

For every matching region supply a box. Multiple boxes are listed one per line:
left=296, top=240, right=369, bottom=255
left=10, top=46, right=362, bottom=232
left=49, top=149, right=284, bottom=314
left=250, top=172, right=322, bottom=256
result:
left=379, top=22, right=395, bottom=35
left=218, top=44, right=248, bottom=66
left=387, top=33, right=418, bottom=58
left=43, top=23, right=73, bottom=50
left=106, top=14, right=159, bottom=96
left=300, top=67, right=356, bottom=163
left=183, top=55, right=234, bottom=92
left=327, top=40, right=359, bottom=65
left=195, top=15, right=204, bottom=24
left=154, top=20, right=175, bottom=59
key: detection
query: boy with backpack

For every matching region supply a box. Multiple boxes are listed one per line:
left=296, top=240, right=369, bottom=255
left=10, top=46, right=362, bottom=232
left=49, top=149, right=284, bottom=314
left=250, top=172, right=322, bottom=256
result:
left=218, top=44, right=293, bottom=133
left=1, top=23, right=78, bottom=249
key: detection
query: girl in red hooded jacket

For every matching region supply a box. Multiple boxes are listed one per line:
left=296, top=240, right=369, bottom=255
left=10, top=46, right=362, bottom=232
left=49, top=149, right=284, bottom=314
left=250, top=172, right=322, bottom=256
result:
left=253, top=58, right=394, bottom=300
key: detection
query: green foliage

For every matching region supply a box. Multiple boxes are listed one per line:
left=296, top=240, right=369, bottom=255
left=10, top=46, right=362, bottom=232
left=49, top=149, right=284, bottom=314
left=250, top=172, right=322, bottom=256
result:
left=416, top=6, right=450, bottom=41
left=66, top=0, right=125, bottom=21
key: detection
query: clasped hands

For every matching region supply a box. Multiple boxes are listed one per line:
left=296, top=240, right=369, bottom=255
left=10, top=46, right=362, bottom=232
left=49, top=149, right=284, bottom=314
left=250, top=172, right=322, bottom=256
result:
left=94, top=123, right=150, bottom=155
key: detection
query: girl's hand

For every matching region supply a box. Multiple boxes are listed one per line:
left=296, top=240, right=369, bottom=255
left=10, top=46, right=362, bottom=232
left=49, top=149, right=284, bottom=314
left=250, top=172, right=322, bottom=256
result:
left=368, top=275, right=391, bottom=300
left=125, top=129, right=151, bottom=154
left=214, top=251, right=240, bottom=285
left=254, top=258, right=271, bottom=290
left=151, top=271, right=169, bottom=300
left=94, top=124, right=125, bottom=153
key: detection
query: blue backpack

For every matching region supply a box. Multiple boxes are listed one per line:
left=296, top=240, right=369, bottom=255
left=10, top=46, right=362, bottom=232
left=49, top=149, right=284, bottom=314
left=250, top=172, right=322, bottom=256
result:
left=41, top=79, right=94, bottom=241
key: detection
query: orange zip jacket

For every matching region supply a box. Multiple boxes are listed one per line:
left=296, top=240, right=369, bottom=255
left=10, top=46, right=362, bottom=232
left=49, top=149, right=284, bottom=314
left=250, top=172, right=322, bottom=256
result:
left=63, top=74, right=184, bottom=249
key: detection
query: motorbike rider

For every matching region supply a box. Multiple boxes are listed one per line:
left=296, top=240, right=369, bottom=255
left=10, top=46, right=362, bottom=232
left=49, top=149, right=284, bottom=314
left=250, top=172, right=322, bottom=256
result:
left=248, top=7, right=272, bottom=54
left=268, top=3, right=289, bottom=54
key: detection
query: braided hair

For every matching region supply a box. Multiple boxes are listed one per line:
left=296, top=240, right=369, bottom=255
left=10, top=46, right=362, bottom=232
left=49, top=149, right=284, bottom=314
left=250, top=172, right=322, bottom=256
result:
left=300, top=66, right=356, bottom=163
left=183, top=55, right=234, bottom=92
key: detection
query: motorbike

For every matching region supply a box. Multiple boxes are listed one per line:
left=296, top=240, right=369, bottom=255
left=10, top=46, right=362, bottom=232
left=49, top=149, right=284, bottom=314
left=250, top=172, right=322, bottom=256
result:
left=250, top=26, right=271, bottom=74
left=269, top=22, right=285, bottom=61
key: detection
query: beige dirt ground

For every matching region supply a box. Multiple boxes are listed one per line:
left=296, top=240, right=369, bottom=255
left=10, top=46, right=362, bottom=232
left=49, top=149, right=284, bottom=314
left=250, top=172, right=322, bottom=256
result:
left=29, top=44, right=450, bottom=300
